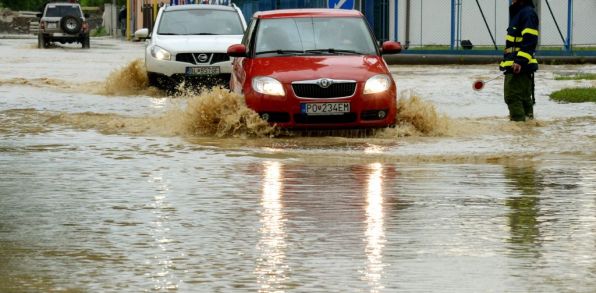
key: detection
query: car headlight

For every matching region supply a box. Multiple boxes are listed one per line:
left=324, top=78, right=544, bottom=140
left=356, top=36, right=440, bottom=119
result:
left=151, top=45, right=171, bottom=61
left=252, top=76, right=285, bottom=96
left=364, top=74, right=392, bottom=94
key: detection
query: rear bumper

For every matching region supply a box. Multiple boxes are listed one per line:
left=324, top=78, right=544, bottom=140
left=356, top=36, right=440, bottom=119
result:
left=42, top=32, right=86, bottom=42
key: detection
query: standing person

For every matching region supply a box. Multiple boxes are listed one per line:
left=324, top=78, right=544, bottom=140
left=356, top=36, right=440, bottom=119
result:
left=499, top=0, right=539, bottom=121
left=119, top=5, right=127, bottom=38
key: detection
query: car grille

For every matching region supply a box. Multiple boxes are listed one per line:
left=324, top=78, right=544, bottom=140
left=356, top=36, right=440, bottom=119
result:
left=175, top=53, right=230, bottom=65
left=292, top=82, right=357, bottom=98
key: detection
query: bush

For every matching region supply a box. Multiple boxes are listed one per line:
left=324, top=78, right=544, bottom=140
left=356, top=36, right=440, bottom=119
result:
left=91, top=25, right=108, bottom=37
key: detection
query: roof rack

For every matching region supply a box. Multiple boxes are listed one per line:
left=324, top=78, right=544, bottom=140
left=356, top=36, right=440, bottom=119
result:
left=168, top=0, right=232, bottom=6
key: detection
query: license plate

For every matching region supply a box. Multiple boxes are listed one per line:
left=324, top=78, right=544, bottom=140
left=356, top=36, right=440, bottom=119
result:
left=47, top=23, right=57, bottom=29
left=301, top=103, right=350, bottom=115
left=186, top=66, right=219, bottom=76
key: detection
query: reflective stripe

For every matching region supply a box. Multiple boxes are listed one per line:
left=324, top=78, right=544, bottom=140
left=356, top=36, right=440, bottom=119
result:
left=504, top=47, right=520, bottom=54
left=521, top=28, right=539, bottom=36
left=500, top=61, right=514, bottom=67
left=500, top=59, right=538, bottom=67
left=517, top=51, right=533, bottom=61
left=506, top=35, right=523, bottom=42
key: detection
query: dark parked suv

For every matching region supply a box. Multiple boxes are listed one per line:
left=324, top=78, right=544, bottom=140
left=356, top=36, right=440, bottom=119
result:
left=37, top=2, right=90, bottom=49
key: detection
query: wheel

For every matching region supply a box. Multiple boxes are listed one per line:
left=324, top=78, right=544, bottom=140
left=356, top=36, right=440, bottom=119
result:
left=81, top=34, right=90, bottom=49
left=60, top=15, right=82, bottom=35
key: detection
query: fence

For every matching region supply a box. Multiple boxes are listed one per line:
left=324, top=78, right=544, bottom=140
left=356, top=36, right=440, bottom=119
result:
left=400, top=0, right=595, bottom=54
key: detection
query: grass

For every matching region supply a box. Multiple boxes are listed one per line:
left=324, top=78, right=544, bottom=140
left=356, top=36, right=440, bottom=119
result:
left=90, top=26, right=108, bottom=37
left=550, top=87, right=596, bottom=103
left=555, top=73, right=596, bottom=80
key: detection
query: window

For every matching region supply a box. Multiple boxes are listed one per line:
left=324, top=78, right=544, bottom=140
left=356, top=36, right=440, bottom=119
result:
left=255, top=17, right=377, bottom=55
left=45, top=5, right=82, bottom=18
left=158, top=9, right=244, bottom=35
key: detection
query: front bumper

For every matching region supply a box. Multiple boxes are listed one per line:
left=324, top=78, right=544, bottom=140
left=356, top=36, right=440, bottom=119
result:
left=244, top=83, right=397, bottom=129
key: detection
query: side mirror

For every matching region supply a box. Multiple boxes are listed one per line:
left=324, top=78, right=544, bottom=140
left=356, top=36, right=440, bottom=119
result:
left=84, top=13, right=90, bottom=18
left=134, top=28, right=149, bottom=39
left=381, top=41, right=402, bottom=55
left=227, top=44, right=247, bottom=58
left=36, top=13, right=42, bottom=18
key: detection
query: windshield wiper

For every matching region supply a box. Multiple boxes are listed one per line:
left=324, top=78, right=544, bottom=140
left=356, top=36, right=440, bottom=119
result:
left=158, top=33, right=179, bottom=35
left=305, top=49, right=363, bottom=55
left=256, top=50, right=305, bottom=55
left=186, top=33, right=218, bottom=35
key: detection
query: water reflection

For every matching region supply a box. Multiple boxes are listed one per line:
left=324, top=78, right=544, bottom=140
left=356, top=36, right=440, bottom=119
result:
left=147, top=174, right=179, bottom=290
left=504, top=164, right=543, bottom=257
left=364, top=163, right=386, bottom=293
left=256, top=161, right=288, bottom=292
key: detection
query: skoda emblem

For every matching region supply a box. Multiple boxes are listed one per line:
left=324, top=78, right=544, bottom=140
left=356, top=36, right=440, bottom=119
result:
left=197, top=54, right=209, bottom=63
left=318, top=78, right=333, bottom=88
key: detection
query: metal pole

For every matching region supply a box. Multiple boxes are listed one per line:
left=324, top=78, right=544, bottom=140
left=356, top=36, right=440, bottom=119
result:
left=450, top=0, right=455, bottom=50
left=126, top=0, right=131, bottom=40
left=405, top=0, right=410, bottom=49
left=544, top=0, right=566, bottom=49
left=112, top=0, right=116, bottom=37
left=394, top=0, right=399, bottom=42
left=474, top=0, right=498, bottom=50
left=566, top=0, right=573, bottom=51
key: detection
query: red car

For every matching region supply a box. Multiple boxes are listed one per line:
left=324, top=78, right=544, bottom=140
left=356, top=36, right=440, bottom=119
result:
left=227, top=9, right=401, bottom=128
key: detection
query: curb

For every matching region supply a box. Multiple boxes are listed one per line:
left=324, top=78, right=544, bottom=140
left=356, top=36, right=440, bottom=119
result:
left=384, top=54, right=596, bottom=65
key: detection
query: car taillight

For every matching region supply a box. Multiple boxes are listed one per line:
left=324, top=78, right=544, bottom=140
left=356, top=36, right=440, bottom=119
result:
left=82, top=22, right=89, bottom=33
left=40, top=21, right=46, bottom=31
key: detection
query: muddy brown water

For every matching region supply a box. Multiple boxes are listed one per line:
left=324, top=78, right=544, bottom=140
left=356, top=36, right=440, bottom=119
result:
left=1, top=37, right=595, bottom=292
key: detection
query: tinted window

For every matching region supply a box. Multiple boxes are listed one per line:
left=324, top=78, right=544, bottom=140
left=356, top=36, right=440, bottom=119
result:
left=255, top=17, right=377, bottom=56
left=45, top=5, right=82, bottom=17
left=158, top=9, right=243, bottom=35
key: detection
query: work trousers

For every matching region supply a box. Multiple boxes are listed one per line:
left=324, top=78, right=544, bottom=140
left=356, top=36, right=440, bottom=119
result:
left=504, top=73, right=534, bottom=121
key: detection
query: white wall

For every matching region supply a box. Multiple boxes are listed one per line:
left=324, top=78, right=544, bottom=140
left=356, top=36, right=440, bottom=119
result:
left=388, top=0, right=596, bottom=48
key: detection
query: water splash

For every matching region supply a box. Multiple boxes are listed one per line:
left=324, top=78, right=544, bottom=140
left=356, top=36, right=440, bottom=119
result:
left=101, top=59, right=160, bottom=96
left=172, top=87, right=276, bottom=138
left=378, top=93, right=452, bottom=138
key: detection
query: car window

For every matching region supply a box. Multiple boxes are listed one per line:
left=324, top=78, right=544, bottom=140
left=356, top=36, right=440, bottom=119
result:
left=255, top=17, right=377, bottom=56
left=242, top=18, right=257, bottom=46
left=45, top=5, right=82, bottom=17
left=157, top=9, right=243, bottom=35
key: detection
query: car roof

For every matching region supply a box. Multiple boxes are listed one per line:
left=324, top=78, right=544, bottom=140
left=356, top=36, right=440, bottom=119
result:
left=163, top=4, right=236, bottom=12
left=254, top=8, right=363, bottom=19
left=46, top=3, right=81, bottom=6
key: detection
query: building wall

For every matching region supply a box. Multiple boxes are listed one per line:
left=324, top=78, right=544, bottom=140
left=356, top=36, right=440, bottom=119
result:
left=128, top=0, right=595, bottom=48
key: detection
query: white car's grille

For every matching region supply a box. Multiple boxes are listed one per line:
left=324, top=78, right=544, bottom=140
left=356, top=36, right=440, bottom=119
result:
left=176, top=53, right=230, bottom=65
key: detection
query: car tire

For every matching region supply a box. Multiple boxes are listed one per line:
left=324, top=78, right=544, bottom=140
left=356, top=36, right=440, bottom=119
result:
left=60, top=15, right=82, bottom=35
left=81, top=34, right=90, bottom=49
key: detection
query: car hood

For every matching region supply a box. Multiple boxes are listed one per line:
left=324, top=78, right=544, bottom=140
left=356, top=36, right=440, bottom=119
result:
left=247, top=55, right=390, bottom=83
left=153, top=34, right=242, bottom=53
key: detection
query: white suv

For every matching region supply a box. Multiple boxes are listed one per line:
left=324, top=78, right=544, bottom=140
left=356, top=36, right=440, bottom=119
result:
left=134, top=4, right=246, bottom=90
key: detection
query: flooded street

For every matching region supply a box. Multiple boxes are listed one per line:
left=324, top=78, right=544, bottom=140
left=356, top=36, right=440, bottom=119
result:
left=1, top=37, right=595, bottom=292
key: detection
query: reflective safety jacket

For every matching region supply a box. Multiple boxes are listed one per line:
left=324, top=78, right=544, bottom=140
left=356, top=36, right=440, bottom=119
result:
left=500, top=2, right=539, bottom=73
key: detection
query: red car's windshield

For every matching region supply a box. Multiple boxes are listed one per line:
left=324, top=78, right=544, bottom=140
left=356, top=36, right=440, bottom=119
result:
left=255, top=17, right=377, bottom=56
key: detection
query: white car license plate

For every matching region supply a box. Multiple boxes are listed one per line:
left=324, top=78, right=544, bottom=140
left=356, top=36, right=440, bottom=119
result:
left=186, top=66, right=219, bottom=76
left=47, top=23, right=57, bottom=29
left=301, top=103, right=350, bottom=115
